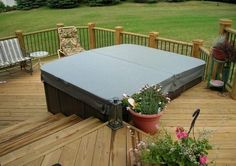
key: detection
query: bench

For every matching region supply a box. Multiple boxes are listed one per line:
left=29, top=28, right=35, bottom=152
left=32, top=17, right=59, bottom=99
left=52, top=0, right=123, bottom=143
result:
left=0, top=38, right=32, bottom=74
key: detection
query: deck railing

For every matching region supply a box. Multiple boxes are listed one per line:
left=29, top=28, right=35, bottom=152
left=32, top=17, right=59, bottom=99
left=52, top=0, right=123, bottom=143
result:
left=24, top=28, right=59, bottom=56
left=77, top=26, right=90, bottom=50
left=157, top=37, right=193, bottom=56
left=121, top=32, right=149, bottom=46
left=1, top=19, right=236, bottom=99
left=94, top=27, right=115, bottom=48
left=199, top=46, right=210, bottom=80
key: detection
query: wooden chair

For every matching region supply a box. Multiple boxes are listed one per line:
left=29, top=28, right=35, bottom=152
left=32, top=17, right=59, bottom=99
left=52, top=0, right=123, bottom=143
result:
left=57, top=26, right=84, bottom=58
left=0, top=38, right=32, bottom=74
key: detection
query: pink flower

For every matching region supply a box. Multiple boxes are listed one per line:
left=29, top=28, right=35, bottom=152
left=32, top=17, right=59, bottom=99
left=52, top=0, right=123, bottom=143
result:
left=176, top=131, right=188, bottom=139
left=176, top=127, right=188, bottom=139
left=199, top=155, right=208, bottom=165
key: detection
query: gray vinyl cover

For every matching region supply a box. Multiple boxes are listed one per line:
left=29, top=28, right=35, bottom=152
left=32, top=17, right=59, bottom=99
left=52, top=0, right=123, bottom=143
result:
left=41, top=44, right=205, bottom=114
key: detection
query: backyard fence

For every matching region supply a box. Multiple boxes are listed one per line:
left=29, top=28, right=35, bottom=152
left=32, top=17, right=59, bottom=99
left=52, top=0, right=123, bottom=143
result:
left=0, top=19, right=236, bottom=99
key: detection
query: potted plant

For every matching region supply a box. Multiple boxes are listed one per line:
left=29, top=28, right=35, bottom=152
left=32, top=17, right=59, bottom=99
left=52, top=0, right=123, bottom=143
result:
left=130, top=109, right=213, bottom=166
left=122, top=84, right=170, bottom=134
left=212, top=35, right=236, bottom=63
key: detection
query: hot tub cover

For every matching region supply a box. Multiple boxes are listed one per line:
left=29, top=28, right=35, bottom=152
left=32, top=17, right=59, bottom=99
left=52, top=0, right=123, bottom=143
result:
left=41, top=44, right=205, bottom=114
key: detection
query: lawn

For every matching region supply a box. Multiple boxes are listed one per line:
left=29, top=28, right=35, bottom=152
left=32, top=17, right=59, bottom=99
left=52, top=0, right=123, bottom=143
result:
left=0, top=1, right=236, bottom=47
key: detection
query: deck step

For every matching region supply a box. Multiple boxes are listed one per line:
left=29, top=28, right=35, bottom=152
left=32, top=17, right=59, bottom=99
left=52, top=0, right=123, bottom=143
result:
left=0, top=116, right=103, bottom=166
left=0, top=114, right=83, bottom=156
left=0, top=113, right=65, bottom=144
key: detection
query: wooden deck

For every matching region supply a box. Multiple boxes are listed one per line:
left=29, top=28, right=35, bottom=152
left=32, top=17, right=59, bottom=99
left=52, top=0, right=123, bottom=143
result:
left=0, top=66, right=236, bottom=166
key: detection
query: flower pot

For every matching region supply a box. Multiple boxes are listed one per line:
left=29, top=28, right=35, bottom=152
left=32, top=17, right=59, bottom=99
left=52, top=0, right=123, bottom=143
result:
left=212, top=47, right=226, bottom=61
left=129, top=109, right=163, bottom=134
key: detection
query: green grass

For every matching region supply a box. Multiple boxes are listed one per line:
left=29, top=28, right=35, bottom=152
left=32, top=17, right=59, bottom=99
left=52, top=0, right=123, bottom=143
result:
left=0, top=1, right=236, bottom=47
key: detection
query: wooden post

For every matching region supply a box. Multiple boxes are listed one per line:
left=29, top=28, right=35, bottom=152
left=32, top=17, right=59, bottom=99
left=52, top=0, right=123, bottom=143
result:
left=192, top=39, right=203, bottom=59
left=88, top=23, right=96, bottom=49
left=15, top=30, right=25, bottom=53
left=219, top=19, right=232, bottom=35
left=56, top=23, right=64, bottom=28
left=148, top=32, right=159, bottom=48
left=231, top=78, right=236, bottom=99
left=115, top=26, right=123, bottom=45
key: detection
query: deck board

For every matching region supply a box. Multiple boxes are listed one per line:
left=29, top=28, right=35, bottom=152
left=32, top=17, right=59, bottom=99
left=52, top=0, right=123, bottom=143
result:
left=0, top=68, right=236, bottom=165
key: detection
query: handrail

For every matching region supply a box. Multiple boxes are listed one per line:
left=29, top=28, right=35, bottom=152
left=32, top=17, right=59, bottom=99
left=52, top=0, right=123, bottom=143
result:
left=225, top=27, right=236, bottom=34
left=199, top=46, right=210, bottom=55
left=121, top=31, right=148, bottom=38
left=0, top=36, right=16, bottom=41
left=24, top=28, right=57, bottom=35
left=158, top=37, right=193, bottom=46
left=94, top=27, right=115, bottom=33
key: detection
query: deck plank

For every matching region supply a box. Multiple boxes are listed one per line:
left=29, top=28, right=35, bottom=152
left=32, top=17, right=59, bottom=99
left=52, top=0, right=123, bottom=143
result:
left=75, top=131, right=98, bottom=166
left=58, top=139, right=81, bottom=166
left=91, top=126, right=112, bottom=166
left=1, top=66, right=236, bottom=165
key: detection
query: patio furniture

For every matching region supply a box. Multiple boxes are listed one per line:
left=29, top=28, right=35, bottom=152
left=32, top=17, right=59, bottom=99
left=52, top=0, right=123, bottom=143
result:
left=41, top=44, right=205, bottom=123
left=57, top=26, right=84, bottom=58
left=30, top=51, right=49, bottom=68
left=0, top=38, right=32, bottom=74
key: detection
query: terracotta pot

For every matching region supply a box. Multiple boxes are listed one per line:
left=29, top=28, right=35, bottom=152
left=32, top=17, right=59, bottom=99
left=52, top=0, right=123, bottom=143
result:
left=129, top=109, right=163, bottom=134
left=212, top=47, right=226, bottom=61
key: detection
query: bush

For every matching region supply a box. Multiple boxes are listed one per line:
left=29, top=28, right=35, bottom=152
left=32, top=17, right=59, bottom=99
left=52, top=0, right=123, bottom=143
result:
left=134, top=0, right=157, bottom=3
left=88, top=0, right=120, bottom=6
left=0, top=2, right=17, bottom=12
left=47, top=0, right=79, bottom=8
left=206, top=0, right=236, bottom=4
left=16, top=0, right=46, bottom=10
left=0, top=1, right=5, bottom=13
left=166, top=0, right=187, bottom=2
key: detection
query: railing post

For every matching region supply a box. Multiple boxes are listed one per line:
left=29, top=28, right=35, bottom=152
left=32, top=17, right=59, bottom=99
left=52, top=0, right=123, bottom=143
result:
left=115, top=26, right=123, bottom=45
left=56, top=23, right=64, bottom=53
left=88, top=23, right=96, bottom=49
left=219, top=19, right=232, bottom=35
left=148, top=32, right=158, bottom=48
left=231, top=78, right=236, bottom=99
left=56, top=23, right=64, bottom=28
left=192, top=39, right=203, bottom=59
left=15, top=30, right=25, bottom=53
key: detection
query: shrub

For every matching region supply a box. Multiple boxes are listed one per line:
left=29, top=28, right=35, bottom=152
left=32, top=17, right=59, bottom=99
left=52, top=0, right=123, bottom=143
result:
left=205, top=0, right=236, bottom=4
left=0, top=2, right=17, bottom=12
left=47, top=0, right=79, bottom=8
left=166, top=0, right=188, bottom=2
left=88, top=0, right=120, bottom=6
left=134, top=0, right=157, bottom=3
left=16, top=0, right=45, bottom=10
left=0, top=1, right=5, bottom=13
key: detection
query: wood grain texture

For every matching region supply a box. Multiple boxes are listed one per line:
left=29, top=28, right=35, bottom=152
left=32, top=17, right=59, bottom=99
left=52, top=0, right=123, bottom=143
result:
left=0, top=64, right=236, bottom=165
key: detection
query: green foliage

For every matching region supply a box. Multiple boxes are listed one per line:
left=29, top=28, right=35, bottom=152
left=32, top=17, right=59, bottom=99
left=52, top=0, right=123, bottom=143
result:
left=205, top=0, right=236, bottom=4
left=88, top=0, right=120, bottom=6
left=16, top=0, right=46, bottom=10
left=0, top=2, right=17, bottom=13
left=139, top=129, right=212, bottom=165
left=0, top=1, right=5, bottom=13
left=122, top=85, right=170, bottom=115
left=47, top=0, right=79, bottom=8
left=166, top=0, right=188, bottom=2
left=134, top=0, right=158, bottom=3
